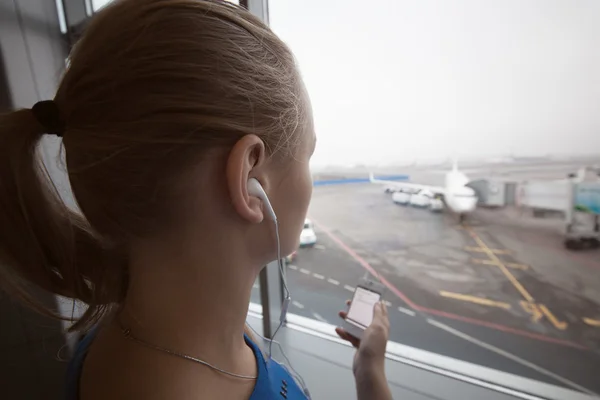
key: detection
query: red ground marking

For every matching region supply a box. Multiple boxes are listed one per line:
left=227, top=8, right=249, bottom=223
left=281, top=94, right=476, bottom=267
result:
left=312, top=219, right=589, bottom=351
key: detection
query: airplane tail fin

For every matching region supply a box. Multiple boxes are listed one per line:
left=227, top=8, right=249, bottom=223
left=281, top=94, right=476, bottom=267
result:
left=452, top=157, right=459, bottom=172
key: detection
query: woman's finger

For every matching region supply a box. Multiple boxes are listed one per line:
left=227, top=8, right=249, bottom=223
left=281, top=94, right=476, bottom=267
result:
left=338, top=310, right=348, bottom=320
left=346, top=299, right=352, bottom=306
left=335, top=327, right=360, bottom=348
left=372, top=302, right=384, bottom=319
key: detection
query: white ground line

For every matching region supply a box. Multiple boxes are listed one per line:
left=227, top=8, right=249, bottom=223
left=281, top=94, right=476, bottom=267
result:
left=398, top=307, right=416, bottom=316
left=292, top=300, right=305, bottom=309
left=313, top=273, right=325, bottom=280
left=252, top=283, right=258, bottom=289
left=288, top=264, right=298, bottom=270
left=327, top=278, right=340, bottom=285
left=314, top=244, right=326, bottom=250
left=426, top=318, right=596, bottom=395
left=300, top=268, right=311, bottom=275
left=344, top=285, right=355, bottom=292
left=312, top=312, right=327, bottom=322
left=383, top=300, right=392, bottom=307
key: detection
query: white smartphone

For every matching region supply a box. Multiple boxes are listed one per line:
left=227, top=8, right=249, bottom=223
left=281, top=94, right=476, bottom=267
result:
left=342, top=283, right=383, bottom=339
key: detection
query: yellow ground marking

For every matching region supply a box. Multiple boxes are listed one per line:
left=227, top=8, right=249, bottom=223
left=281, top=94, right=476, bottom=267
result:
left=520, top=301, right=544, bottom=323
left=464, top=246, right=511, bottom=255
left=440, top=291, right=512, bottom=310
left=539, top=304, right=568, bottom=330
left=583, top=318, right=600, bottom=327
left=466, top=229, right=534, bottom=303
left=471, top=258, right=529, bottom=271
left=520, top=301, right=568, bottom=330
left=465, top=228, right=567, bottom=331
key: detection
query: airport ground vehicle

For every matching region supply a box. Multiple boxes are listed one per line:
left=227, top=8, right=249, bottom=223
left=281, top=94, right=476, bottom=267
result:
left=392, top=189, right=443, bottom=212
left=565, top=182, right=600, bottom=250
left=409, top=190, right=431, bottom=208
left=392, top=191, right=411, bottom=205
left=429, top=195, right=444, bottom=212
left=300, top=219, right=317, bottom=247
left=284, top=221, right=316, bottom=265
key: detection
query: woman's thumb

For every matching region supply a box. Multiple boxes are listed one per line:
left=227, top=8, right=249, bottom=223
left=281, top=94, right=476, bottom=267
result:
left=372, top=301, right=384, bottom=320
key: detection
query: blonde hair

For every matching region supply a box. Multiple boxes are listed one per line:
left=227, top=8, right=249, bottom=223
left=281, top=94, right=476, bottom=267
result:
left=0, top=0, right=305, bottom=331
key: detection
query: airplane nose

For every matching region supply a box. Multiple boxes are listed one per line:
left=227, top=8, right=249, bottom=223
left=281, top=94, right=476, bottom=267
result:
left=456, top=198, right=478, bottom=213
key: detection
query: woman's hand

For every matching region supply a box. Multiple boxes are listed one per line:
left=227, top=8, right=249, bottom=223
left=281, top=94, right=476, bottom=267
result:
left=335, top=300, right=390, bottom=376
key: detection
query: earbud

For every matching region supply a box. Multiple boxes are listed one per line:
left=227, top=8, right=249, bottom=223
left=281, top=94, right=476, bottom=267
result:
left=248, top=178, right=277, bottom=222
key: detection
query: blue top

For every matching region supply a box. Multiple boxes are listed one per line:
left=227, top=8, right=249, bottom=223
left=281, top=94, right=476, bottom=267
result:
left=66, top=328, right=309, bottom=400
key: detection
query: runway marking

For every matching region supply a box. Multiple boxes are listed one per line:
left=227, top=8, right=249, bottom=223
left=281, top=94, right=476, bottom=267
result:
left=440, top=291, right=511, bottom=310
left=583, top=318, right=600, bottom=327
left=314, top=244, right=326, bottom=250
left=327, top=278, right=340, bottom=285
left=398, top=307, right=416, bottom=316
left=468, top=228, right=568, bottom=331
left=506, top=263, right=529, bottom=271
left=313, top=273, right=325, bottom=280
left=471, top=258, right=529, bottom=271
left=520, top=301, right=568, bottom=330
left=466, top=228, right=534, bottom=303
left=539, top=304, right=567, bottom=330
left=519, top=301, right=543, bottom=323
left=426, top=319, right=597, bottom=395
left=310, top=218, right=588, bottom=350
left=252, top=283, right=258, bottom=289
left=418, top=305, right=586, bottom=349
left=288, top=264, right=298, bottom=270
left=344, top=285, right=356, bottom=292
left=464, top=246, right=511, bottom=255
left=383, top=300, right=392, bottom=307
left=312, top=312, right=327, bottom=322
left=292, top=300, right=304, bottom=309
left=300, top=268, right=311, bottom=275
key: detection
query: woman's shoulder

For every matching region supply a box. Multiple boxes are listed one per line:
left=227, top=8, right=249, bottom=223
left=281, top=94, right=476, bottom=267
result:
left=68, top=328, right=309, bottom=400
left=244, top=333, right=309, bottom=400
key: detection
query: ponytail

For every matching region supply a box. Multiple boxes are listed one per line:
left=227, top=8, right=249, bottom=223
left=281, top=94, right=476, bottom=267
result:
left=0, top=109, right=127, bottom=331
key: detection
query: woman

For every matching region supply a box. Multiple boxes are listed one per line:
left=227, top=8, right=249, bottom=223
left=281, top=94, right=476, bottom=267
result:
left=0, top=0, right=392, bottom=399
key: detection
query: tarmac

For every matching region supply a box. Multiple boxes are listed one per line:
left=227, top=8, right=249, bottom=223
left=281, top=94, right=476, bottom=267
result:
left=251, top=182, right=600, bottom=394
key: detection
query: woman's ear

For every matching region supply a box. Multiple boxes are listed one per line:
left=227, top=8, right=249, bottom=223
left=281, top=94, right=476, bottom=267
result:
left=226, top=134, right=267, bottom=223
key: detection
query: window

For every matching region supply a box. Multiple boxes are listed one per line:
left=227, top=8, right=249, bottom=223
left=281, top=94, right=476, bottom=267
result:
left=91, top=0, right=112, bottom=12
left=270, top=0, right=600, bottom=396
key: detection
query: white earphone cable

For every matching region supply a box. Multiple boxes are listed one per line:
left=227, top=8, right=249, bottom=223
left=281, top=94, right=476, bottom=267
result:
left=246, top=321, right=311, bottom=398
left=269, top=219, right=290, bottom=357
left=275, top=219, right=291, bottom=297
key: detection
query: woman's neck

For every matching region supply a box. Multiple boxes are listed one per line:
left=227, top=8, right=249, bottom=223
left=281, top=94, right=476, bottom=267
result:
left=119, top=237, right=260, bottom=375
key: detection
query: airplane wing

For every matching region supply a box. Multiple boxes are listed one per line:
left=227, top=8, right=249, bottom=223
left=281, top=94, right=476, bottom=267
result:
left=369, top=173, right=445, bottom=195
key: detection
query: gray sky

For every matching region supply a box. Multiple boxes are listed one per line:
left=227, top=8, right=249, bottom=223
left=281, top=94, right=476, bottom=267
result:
left=269, top=0, right=600, bottom=167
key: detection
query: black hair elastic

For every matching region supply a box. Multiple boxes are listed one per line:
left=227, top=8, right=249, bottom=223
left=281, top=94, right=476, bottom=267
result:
left=31, top=100, right=65, bottom=137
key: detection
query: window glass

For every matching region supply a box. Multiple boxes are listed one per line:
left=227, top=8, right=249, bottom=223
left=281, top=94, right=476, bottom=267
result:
left=91, top=0, right=112, bottom=12
left=270, top=0, right=600, bottom=395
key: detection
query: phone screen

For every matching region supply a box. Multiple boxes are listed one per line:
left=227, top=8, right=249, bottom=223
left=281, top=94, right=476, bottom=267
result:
left=346, top=286, right=381, bottom=329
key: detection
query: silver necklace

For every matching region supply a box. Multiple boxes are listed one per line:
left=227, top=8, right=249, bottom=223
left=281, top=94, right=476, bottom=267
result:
left=120, top=325, right=258, bottom=380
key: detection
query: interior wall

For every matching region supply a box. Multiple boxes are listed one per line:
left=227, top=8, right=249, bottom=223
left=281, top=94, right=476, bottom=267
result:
left=0, top=0, right=73, bottom=399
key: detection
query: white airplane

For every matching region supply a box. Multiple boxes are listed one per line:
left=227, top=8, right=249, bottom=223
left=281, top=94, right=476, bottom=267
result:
left=369, top=161, right=478, bottom=221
